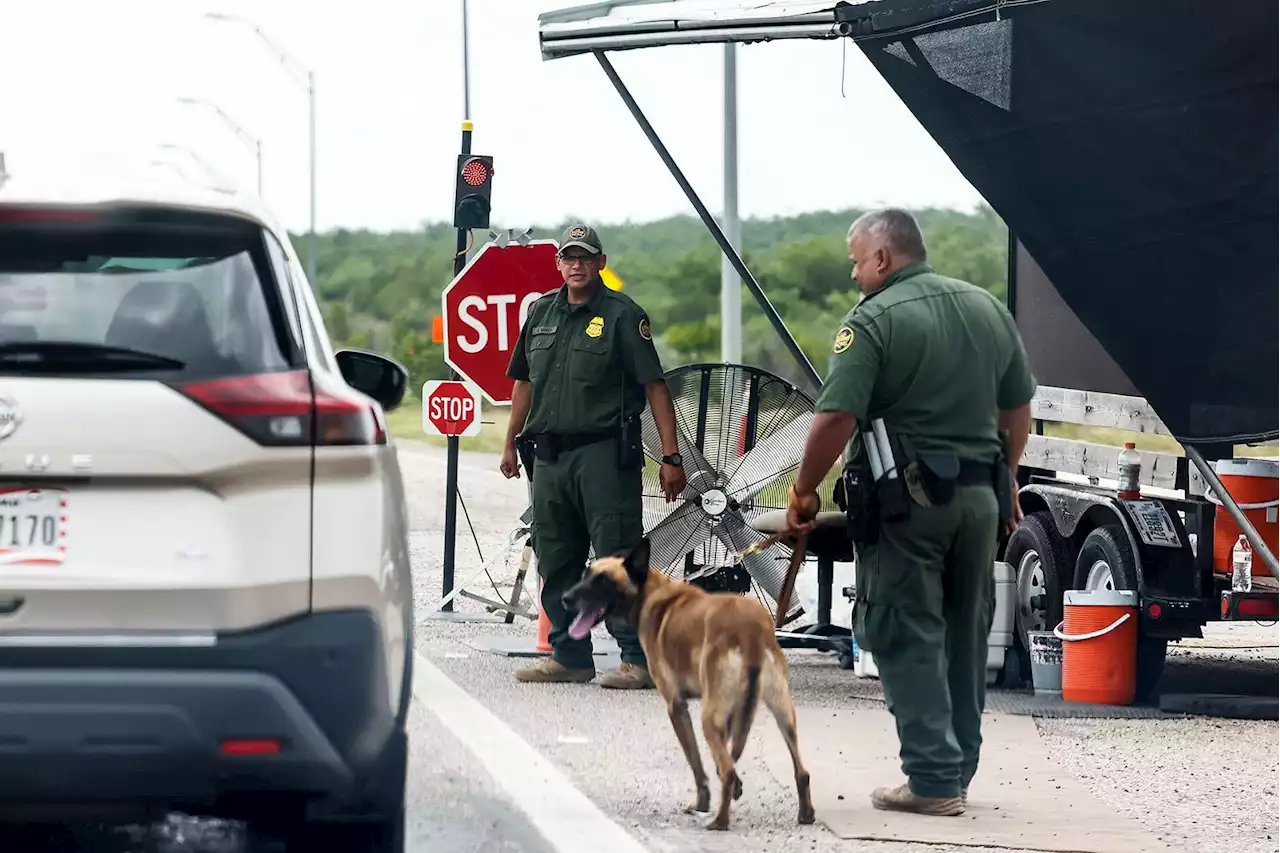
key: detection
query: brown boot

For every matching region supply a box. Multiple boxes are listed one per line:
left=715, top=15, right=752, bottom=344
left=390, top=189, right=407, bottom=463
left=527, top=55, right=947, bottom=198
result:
left=598, top=661, right=654, bottom=690
left=515, top=657, right=595, bottom=684
left=871, top=783, right=965, bottom=816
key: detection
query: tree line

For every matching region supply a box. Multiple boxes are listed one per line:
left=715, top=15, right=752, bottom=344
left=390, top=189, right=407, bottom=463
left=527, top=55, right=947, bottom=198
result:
left=291, top=204, right=1009, bottom=393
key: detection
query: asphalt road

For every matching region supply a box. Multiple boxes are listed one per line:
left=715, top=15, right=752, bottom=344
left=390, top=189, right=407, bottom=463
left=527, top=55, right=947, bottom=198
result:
left=4, top=437, right=1276, bottom=852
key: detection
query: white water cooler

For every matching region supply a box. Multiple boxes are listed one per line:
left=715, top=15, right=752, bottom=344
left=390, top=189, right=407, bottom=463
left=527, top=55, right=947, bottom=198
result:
left=853, top=560, right=1015, bottom=683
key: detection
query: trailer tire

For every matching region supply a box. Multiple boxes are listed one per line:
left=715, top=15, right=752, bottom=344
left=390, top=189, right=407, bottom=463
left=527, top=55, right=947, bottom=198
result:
left=1072, top=524, right=1167, bottom=703
left=1006, top=511, right=1072, bottom=684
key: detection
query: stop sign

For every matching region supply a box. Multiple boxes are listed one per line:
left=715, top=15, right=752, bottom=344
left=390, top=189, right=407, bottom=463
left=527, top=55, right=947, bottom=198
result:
left=422, top=380, right=482, bottom=438
left=441, top=240, right=563, bottom=405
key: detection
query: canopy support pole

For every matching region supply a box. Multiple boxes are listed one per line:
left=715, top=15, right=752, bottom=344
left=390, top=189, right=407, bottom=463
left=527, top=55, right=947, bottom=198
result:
left=1186, top=446, right=1279, bottom=578
left=594, top=50, right=822, bottom=391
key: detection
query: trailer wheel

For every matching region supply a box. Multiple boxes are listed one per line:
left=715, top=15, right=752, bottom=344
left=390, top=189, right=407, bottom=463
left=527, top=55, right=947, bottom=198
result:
left=1071, top=524, right=1167, bottom=703
left=1006, top=511, right=1072, bottom=684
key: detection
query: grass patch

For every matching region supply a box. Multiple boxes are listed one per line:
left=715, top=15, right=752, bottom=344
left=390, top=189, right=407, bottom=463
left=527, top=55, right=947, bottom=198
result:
left=386, top=395, right=512, bottom=455
left=1040, top=422, right=1276, bottom=458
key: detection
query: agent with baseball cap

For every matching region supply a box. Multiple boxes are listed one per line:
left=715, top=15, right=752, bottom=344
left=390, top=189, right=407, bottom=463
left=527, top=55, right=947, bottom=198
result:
left=502, top=223, right=687, bottom=689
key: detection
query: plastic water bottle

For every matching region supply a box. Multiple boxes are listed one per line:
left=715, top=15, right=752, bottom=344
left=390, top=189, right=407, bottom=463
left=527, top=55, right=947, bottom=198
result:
left=1231, top=534, right=1252, bottom=592
left=1117, top=442, right=1142, bottom=499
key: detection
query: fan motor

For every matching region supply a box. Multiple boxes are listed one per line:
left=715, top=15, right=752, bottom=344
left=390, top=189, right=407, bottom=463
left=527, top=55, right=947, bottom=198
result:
left=686, top=564, right=753, bottom=595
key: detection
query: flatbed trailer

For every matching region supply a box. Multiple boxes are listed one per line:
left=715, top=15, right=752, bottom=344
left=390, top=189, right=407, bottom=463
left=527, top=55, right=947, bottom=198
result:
left=999, top=383, right=1278, bottom=699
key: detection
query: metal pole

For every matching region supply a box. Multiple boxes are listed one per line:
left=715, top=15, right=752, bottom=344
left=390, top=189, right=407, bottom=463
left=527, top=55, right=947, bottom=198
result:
left=307, top=70, right=317, bottom=291
left=441, top=119, right=473, bottom=612
left=1186, top=446, right=1279, bottom=578
left=721, top=43, right=742, bottom=365
left=594, top=50, right=820, bottom=390
left=461, top=0, right=472, bottom=121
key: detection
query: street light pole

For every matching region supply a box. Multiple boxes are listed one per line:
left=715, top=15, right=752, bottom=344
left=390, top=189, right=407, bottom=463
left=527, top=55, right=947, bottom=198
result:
left=307, top=69, right=316, bottom=289
left=176, top=96, right=264, bottom=197
left=204, top=11, right=317, bottom=290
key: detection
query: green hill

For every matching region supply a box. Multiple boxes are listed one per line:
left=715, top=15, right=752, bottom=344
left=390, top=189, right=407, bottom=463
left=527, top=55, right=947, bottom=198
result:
left=290, top=203, right=1009, bottom=399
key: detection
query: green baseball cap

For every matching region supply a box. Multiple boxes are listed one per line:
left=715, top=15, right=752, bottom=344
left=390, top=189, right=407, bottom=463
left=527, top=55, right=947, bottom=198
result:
left=559, top=223, right=603, bottom=255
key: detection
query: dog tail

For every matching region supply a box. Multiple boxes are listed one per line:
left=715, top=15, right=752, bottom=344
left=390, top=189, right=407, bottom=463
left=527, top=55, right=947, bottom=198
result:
left=729, top=665, right=762, bottom=761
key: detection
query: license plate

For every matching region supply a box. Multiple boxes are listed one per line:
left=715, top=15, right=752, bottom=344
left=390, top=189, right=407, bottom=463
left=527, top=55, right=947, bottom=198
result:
left=0, top=487, right=67, bottom=565
left=1120, top=498, right=1181, bottom=549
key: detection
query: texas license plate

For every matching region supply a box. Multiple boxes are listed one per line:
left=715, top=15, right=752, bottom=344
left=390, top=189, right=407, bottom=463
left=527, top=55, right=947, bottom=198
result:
left=1120, top=498, right=1181, bottom=549
left=0, top=487, right=68, bottom=565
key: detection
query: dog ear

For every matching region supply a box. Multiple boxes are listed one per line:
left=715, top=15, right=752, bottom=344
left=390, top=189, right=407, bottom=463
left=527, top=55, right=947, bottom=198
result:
left=623, top=536, right=651, bottom=583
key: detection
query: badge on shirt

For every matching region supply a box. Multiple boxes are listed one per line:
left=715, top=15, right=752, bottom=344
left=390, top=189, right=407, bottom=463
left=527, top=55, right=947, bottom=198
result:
left=833, top=325, right=855, bottom=354
left=585, top=316, right=605, bottom=338
left=638, top=317, right=652, bottom=341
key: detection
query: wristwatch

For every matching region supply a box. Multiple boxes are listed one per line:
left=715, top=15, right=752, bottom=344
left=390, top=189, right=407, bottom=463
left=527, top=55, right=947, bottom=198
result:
left=661, top=453, right=683, bottom=467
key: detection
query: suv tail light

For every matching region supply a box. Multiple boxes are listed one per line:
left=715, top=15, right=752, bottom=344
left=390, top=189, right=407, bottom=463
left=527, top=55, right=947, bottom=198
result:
left=180, top=370, right=386, bottom=447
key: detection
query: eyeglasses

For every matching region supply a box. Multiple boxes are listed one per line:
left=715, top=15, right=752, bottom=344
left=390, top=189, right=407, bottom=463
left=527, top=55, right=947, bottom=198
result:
left=558, top=253, right=595, bottom=265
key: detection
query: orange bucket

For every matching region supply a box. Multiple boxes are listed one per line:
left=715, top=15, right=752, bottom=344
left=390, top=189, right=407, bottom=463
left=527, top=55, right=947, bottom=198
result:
left=1207, top=458, right=1278, bottom=578
left=1054, top=589, right=1138, bottom=705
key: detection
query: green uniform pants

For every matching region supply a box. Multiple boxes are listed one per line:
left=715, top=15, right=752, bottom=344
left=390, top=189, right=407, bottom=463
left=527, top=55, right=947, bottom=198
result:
left=853, top=483, right=998, bottom=799
left=530, top=437, right=647, bottom=670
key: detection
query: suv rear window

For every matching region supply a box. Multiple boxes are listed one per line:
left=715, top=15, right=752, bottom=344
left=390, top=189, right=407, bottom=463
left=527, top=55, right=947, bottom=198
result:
left=0, top=206, right=301, bottom=380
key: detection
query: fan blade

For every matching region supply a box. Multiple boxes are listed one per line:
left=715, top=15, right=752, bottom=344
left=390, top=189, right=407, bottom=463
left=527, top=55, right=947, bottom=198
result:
left=640, top=411, right=719, bottom=497
left=725, top=410, right=814, bottom=503
left=713, top=510, right=803, bottom=617
left=646, top=500, right=713, bottom=574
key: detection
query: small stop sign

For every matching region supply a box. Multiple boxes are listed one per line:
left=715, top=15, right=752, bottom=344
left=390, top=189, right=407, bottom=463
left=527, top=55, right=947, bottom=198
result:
left=422, top=380, right=483, bottom=438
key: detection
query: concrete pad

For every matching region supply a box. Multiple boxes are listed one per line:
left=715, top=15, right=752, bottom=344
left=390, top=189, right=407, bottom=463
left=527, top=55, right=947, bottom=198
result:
left=757, top=705, right=1187, bottom=853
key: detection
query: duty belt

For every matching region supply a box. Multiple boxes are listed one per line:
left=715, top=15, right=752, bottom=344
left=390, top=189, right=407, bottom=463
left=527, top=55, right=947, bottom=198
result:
left=528, top=430, right=617, bottom=461
left=956, top=459, right=997, bottom=485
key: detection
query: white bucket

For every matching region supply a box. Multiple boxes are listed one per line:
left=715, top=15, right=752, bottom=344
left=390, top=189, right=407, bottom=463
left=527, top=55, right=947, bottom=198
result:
left=1028, top=630, right=1063, bottom=697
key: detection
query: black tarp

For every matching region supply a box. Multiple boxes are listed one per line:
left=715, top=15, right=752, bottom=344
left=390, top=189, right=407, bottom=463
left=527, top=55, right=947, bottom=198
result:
left=846, top=0, right=1278, bottom=444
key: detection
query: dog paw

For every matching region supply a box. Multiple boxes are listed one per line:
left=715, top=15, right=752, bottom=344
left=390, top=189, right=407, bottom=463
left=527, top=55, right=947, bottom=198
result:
left=682, top=788, right=711, bottom=814
left=798, top=807, right=816, bottom=825
left=732, top=775, right=743, bottom=801
left=704, top=816, right=729, bottom=832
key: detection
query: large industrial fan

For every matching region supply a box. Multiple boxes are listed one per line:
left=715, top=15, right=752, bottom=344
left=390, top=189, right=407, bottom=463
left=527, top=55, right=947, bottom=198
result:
left=636, top=363, right=818, bottom=626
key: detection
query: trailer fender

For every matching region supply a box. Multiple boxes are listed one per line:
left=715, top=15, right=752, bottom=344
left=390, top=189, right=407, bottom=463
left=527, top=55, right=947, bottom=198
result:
left=1017, top=483, right=1148, bottom=588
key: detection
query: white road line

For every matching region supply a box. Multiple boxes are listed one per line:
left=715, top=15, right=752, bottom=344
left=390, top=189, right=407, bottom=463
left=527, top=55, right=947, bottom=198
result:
left=411, top=652, right=653, bottom=853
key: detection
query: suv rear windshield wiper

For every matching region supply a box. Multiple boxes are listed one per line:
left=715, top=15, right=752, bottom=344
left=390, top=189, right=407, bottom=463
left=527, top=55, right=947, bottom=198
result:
left=0, top=341, right=186, bottom=372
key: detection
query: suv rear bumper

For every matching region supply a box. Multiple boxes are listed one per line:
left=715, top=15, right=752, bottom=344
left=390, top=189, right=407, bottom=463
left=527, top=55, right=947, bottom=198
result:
left=0, top=609, right=407, bottom=819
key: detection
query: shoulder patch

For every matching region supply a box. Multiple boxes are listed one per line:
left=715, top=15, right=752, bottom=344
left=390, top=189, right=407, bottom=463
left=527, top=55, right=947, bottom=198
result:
left=638, top=316, right=652, bottom=341
left=832, top=325, right=854, bottom=354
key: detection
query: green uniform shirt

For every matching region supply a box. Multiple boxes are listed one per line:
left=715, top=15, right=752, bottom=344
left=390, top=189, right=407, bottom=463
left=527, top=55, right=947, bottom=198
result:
left=506, top=281, right=666, bottom=436
left=815, top=261, right=1037, bottom=463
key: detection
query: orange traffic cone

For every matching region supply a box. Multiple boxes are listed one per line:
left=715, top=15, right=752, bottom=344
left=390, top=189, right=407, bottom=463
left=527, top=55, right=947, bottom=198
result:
left=535, top=574, right=552, bottom=654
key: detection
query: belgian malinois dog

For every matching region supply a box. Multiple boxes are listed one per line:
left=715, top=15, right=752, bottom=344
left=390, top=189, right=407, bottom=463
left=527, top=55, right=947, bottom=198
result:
left=561, top=536, right=816, bottom=831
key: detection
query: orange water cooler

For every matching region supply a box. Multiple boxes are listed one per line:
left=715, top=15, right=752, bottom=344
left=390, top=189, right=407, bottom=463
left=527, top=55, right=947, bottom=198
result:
left=1206, top=458, right=1278, bottom=579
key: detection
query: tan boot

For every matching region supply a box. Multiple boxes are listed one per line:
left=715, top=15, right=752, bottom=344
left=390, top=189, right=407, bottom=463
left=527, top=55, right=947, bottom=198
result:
left=516, top=657, right=595, bottom=684
left=598, top=661, right=654, bottom=690
left=871, top=783, right=964, bottom=817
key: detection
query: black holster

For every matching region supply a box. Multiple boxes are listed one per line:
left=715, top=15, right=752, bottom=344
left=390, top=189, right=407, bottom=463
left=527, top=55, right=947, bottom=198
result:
left=618, top=413, right=644, bottom=470
left=874, top=431, right=911, bottom=523
left=514, top=433, right=536, bottom=481
left=837, top=455, right=880, bottom=547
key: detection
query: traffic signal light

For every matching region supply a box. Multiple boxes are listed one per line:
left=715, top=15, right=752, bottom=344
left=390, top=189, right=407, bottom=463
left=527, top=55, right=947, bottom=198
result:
left=453, top=154, right=494, bottom=230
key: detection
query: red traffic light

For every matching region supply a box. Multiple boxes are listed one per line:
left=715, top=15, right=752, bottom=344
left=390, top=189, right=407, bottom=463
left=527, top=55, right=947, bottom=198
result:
left=461, top=158, right=491, bottom=187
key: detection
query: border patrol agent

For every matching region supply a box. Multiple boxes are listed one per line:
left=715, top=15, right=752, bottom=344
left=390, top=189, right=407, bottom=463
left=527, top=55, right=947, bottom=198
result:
left=501, top=224, right=688, bottom=689
left=785, top=209, right=1035, bottom=816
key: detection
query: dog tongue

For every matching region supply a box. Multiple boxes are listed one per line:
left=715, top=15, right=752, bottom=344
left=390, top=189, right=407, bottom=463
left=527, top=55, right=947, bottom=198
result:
left=567, top=605, right=604, bottom=640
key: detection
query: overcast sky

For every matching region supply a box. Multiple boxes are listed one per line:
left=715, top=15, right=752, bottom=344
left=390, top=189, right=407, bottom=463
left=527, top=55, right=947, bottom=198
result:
left=1, top=0, right=985, bottom=234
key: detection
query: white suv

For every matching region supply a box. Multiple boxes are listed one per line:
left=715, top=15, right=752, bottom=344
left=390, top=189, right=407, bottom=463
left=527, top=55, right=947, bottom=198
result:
left=0, top=174, right=414, bottom=851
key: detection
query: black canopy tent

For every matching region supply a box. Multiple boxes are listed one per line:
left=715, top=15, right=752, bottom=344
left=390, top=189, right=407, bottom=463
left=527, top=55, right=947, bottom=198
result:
left=536, top=0, right=1279, bottom=570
